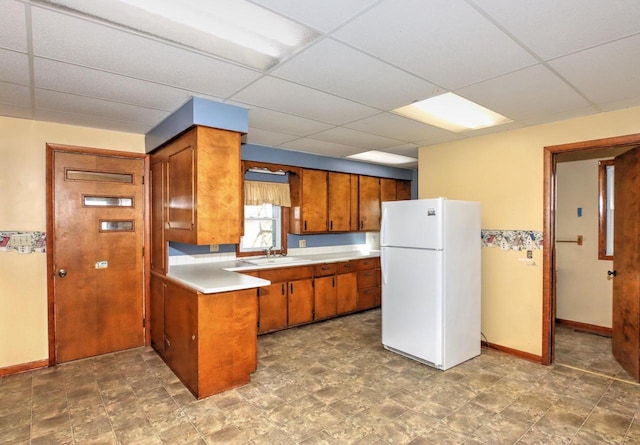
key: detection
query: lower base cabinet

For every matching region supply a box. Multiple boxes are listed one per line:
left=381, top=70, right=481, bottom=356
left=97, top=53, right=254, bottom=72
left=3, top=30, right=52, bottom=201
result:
left=154, top=278, right=258, bottom=399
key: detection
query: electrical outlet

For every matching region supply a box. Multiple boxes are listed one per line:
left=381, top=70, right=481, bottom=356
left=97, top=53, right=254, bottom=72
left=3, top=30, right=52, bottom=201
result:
left=209, top=244, right=219, bottom=252
left=299, top=239, right=306, bottom=248
left=527, top=250, right=533, bottom=259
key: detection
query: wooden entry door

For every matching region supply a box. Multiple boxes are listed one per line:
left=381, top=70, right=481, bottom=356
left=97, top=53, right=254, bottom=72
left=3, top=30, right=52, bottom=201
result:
left=612, top=146, right=640, bottom=381
left=49, top=146, right=145, bottom=363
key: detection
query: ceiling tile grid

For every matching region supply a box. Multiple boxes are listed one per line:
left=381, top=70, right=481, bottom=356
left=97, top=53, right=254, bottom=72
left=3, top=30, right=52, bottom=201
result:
left=1, top=0, right=640, bottom=166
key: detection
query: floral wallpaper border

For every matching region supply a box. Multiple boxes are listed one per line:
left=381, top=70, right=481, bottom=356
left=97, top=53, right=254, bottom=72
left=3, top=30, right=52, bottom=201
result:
left=481, top=230, right=543, bottom=251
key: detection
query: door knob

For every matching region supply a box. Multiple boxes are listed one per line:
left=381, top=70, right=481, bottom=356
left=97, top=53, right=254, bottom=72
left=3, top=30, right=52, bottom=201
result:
left=58, top=269, right=67, bottom=278
left=608, top=270, right=617, bottom=277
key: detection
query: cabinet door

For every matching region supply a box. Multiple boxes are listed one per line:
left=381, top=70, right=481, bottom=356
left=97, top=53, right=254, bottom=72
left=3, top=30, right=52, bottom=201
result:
left=396, top=180, right=412, bottom=200
left=258, top=283, right=288, bottom=333
left=336, top=272, right=358, bottom=314
left=149, top=275, right=165, bottom=354
left=301, top=169, right=328, bottom=232
left=167, top=143, right=196, bottom=236
left=350, top=174, right=359, bottom=231
left=288, top=278, right=314, bottom=326
left=359, top=176, right=381, bottom=231
left=150, top=159, right=167, bottom=273
left=328, top=172, right=351, bottom=232
left=380, top=178, right=397, bottom=203
left=164, top=281, right=198, bottom=393
left=314, top=275, right=337, bottom=320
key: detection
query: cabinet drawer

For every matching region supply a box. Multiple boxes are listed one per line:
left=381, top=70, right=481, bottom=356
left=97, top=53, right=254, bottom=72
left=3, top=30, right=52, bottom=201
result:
left=358, top=286, right=381, bottom=310
left=357, top=269, right=380, bottom=288
left=354, top=257, right=380, bottom=271
left=336, top=261, right=355, bottom=274
left=314, top=263, right=336, bottom=277
left=259, top=266, right=313, bottom=282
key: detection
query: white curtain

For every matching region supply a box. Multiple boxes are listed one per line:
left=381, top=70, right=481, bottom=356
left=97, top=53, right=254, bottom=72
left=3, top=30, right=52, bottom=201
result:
left=244, top=181, right=291, bottom=207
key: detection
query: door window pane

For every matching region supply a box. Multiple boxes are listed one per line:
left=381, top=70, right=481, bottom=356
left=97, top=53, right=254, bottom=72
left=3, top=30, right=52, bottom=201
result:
left=84, top=196, right=133, bottom=207
left=100, top=220, right=134, bottom=232
left=67, top=169, right=133, bottom=183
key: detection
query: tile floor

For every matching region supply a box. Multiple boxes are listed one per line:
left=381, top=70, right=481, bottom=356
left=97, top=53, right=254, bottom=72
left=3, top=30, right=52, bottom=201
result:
left=1, top=310, right=640, bottom=444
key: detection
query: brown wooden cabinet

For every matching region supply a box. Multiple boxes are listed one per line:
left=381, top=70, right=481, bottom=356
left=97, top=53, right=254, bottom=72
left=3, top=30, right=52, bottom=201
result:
left=328, top=172, right=352, bottom=232
left=336, top=261, right=358, bottom=314
left=150, top=125, right=243, bottom=247
left=150, top=160, right=167, bottom=274
left=359, top=176, right=381, bottom=231
left=257, top=266, right=314, bottom=332
left=380, top=178, right=397, bottom=203
left=257, top=283, right=288, bottom=333
left=159, top=278, right=258, bottom=399
left=149, top=273, right=165, bottom=353
left=291, top=169, right=358, bottom=234
left=290, top=168, right=328, bottom=233
left=396, top=179, right=412, bottom=200
left=314, top=263, right=337, bottom=320
left=355, top=257, right=382, bottom=310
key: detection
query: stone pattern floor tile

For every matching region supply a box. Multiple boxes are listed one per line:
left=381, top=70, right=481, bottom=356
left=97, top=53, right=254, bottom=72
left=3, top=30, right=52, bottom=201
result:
left=0, top=311, right=639, bottom=444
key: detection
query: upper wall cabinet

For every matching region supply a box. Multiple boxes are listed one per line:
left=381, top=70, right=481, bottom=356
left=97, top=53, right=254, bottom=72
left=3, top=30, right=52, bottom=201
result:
left=290, top=169, right=355, bottom=234
left=151, top=125, right=243, bottom=247
left=358, top=175, right=381, bottom=231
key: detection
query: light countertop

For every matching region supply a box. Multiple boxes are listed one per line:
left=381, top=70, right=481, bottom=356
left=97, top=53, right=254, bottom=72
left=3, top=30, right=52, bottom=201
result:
left=168, top=250, right=380, bottom=294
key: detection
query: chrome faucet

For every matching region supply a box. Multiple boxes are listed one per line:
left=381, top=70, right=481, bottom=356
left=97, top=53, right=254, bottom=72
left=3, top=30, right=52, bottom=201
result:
left=265, top=246, right=273, bottom=258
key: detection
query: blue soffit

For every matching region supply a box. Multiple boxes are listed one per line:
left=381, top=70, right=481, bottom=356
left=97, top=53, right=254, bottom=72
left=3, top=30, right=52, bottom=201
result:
left=145, top=97, right=249, bottom=153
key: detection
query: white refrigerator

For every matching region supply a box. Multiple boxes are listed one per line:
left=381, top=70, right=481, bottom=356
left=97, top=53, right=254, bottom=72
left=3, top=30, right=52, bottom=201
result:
left=381, top=197, right=481, bottom=370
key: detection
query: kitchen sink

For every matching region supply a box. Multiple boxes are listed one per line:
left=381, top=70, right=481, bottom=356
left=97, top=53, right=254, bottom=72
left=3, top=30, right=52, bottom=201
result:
left=242, top=256, right=312, bottom=266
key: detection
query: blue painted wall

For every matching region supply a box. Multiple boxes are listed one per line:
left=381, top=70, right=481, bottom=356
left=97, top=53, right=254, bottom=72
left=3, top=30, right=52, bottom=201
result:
left=168, top=139, right=415, bottom=256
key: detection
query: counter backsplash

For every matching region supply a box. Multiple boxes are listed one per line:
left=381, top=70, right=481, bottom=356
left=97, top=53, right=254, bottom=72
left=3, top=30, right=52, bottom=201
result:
left=168, top=243, right=373, bottom=267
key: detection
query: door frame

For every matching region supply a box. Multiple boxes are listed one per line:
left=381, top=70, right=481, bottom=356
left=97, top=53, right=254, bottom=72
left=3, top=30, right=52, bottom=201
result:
left=46, top=144, right=150, bottom=366
left=542, top=133, right=640, bottom=365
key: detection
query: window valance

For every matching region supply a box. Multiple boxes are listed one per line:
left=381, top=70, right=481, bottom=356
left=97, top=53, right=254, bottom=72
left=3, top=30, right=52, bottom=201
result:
left=244, top=180, right=291, bottom=207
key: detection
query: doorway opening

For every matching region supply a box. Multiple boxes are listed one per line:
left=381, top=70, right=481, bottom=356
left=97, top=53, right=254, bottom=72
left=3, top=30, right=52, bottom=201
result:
left=543, top=133, right=640, bottom=380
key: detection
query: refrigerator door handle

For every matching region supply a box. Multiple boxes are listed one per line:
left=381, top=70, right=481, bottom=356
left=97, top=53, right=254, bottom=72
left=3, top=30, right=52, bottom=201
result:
left=381, top=250, right=388, bottom=286
left=380, top=207, right=387, bottom=246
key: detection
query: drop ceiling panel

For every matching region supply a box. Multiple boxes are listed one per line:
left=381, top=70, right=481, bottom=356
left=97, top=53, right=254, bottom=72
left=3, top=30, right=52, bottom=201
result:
left=309, top=127, right=404, bottom=150
left=239, top=104, right=334, bottom=136
left=0, top=82, right=31, bottom=107
left=35, top=89, right=169, bottom=126
left=33, top=58, right=196, bottom=111
left=457, top=64, right=591, bottom=122
left=549, top=35, right=640, bottom=105
left=250, top=0, right=378, bottom=32
left=244, top=127, right=300, bottom=147
left=345, top=112, right=457, bottom=143
left=271, top=38, right=438, bottom=110
left=334, top=0, right=537, bottom=90
left=231, top=76, right=379, bottom=125
left=30, top=6, right=262, bottom=97
left=0, top=0, right=28, bottom=52
left=0, top=103, right=33, bottom=120
left=34, top=108, right=152, bottom=134
left=1, top=49, right=30, bottom=85
left=471, top=0, right=640, bottom=60
left=279, top=137, right=365, bottom=158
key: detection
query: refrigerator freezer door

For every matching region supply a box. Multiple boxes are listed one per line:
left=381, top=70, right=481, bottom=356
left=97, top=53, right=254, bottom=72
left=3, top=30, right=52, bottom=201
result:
left=381, top=198, right=444, bottom=250
left=381, top=246, right=443, bottom=366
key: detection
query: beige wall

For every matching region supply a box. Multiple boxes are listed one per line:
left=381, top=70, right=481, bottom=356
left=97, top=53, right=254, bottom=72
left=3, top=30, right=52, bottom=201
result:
left=419, top=106, right=640, bottom=356
left=556, top=159, right=613, bottom=328
left=0, top=117, right=144, bottom=369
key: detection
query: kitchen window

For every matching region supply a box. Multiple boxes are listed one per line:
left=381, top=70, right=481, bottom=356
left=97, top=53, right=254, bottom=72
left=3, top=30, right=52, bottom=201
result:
left=598, top=160, right=614, bottom=260
left=240, top=203, right=282, bottom=253
left=239, top=180, right=291, bottom=254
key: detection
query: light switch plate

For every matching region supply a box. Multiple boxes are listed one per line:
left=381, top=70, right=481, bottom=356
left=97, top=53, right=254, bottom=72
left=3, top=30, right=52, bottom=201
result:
left=299, top=239, right=306, bottom=248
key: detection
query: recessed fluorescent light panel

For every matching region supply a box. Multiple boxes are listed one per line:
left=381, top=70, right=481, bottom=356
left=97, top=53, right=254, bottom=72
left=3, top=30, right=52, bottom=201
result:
left=393, top=93, right=511, bottom=132
left=46, top=0, right=318, bottom=71
left=347, top=150, right=417, bottom=166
